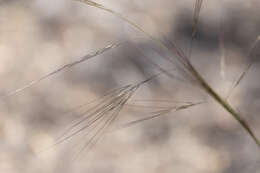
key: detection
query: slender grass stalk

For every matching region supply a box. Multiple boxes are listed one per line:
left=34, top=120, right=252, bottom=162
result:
left=115, top=102, right=203, bottom=131
left=74, top=0, right=260, bottom=147
left=226, top=35, right=260, bottom=100
left=0, top=43, right=120, bottom=99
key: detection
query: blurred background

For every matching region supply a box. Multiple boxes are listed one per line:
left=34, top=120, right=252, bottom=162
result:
left=0, top=0, right=260, bottom=172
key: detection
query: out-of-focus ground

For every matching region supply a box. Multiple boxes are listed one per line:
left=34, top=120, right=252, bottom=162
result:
left=0, top=0, right=260, bottom=172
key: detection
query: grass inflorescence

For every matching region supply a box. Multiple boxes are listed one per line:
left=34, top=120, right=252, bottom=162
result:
left=74, top=0, right=260, bottom=147
left=0, top=43, right=120, bottom=99
left=2, top=0, right=259, bottom=157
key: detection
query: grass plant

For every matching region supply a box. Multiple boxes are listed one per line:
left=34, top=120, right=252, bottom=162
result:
left=2, top=0, right=260, bottom=156
left=73, top=0, right=260, bottom=147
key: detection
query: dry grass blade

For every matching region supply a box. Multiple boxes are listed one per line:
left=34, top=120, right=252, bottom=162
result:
left=126, top=104, right=174, bottom=109
left=126, top=99, right=196, bottom=109
left=1, top=43, right=120, bottom=99
left=226, top=35, right=260, bottom=99
left=74, top=0, right=260, bottom=147
left=130, top=99, right=193, bottom=104
left=115, top=102, right=203, bottom=130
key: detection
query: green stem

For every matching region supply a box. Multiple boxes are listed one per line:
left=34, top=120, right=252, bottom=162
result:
left=189, top=64, right=260, bottom=147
